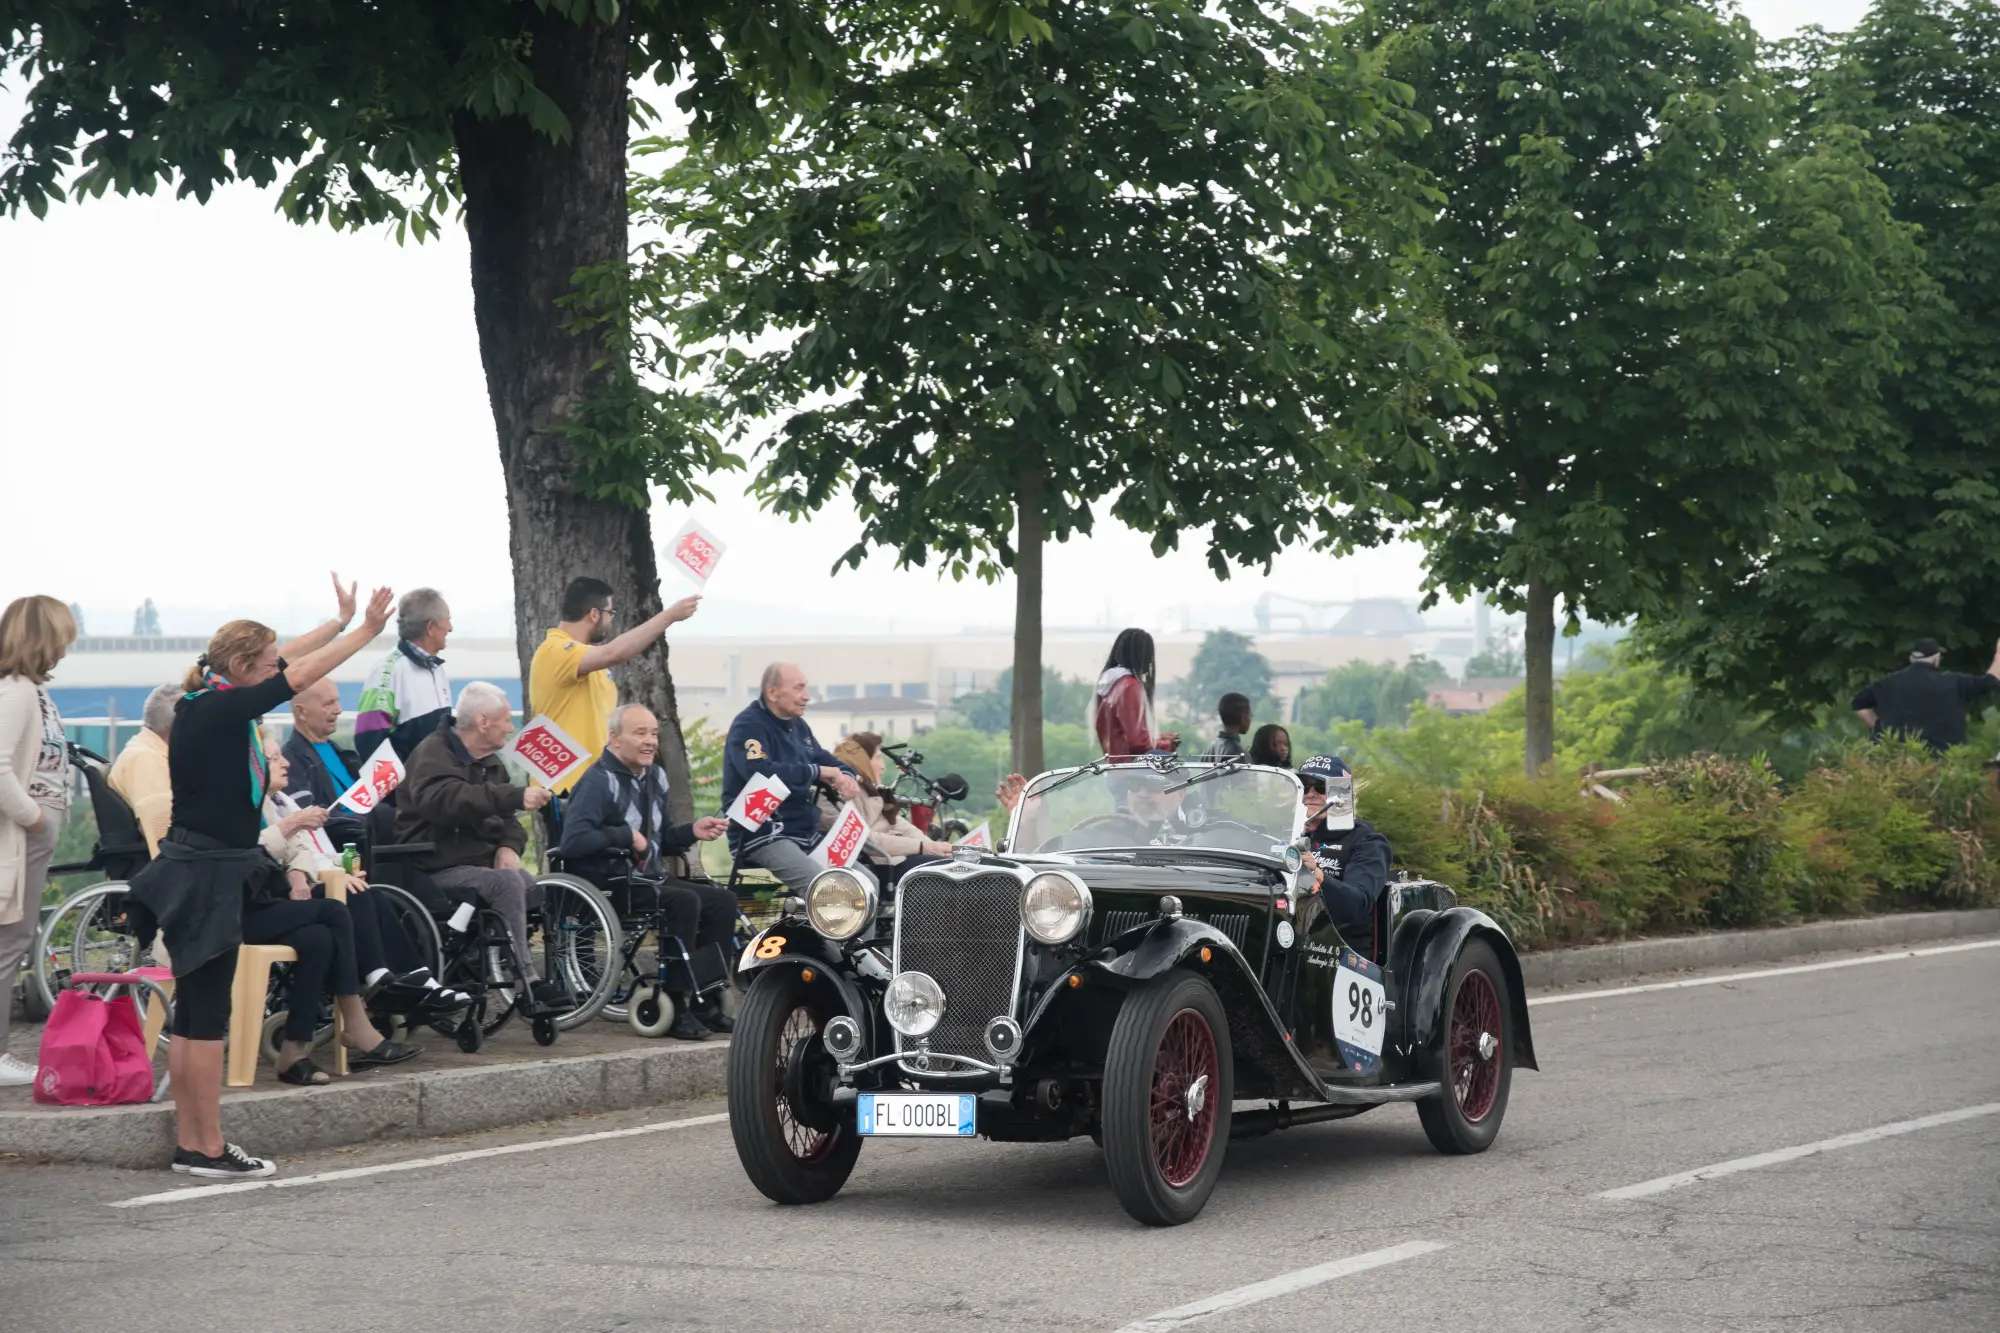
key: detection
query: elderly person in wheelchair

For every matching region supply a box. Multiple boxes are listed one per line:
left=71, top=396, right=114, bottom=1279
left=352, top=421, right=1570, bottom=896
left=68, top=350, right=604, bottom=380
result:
left=395, top=682, right=561, bottom=1015
left=557, top=703, right=733, bottom=1041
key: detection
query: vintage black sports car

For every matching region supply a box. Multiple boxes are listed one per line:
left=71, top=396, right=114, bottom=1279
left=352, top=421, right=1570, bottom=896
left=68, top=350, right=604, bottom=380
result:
left=725, top=758, right=1538, bottom=1225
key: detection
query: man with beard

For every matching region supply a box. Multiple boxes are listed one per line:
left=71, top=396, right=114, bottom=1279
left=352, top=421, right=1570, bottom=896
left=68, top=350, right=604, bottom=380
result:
left=528, top=577, right=701, bottom=794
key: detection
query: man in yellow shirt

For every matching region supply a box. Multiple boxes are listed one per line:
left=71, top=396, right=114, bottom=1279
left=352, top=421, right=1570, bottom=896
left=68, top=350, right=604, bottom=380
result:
left=528, top=577, right=701, bottom=793
left=108, top=683, right=180, bottom=857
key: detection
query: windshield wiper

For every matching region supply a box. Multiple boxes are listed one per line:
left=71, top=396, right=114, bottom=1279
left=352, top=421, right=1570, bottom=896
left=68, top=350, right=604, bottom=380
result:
left=1029, top=757, right=1110, bottom=800
left=1164, top=755, right=1248, bottom=794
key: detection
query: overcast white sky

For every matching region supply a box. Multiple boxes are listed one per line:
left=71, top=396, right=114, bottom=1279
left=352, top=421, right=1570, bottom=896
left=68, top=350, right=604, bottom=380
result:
left=0, top=0, right=1872, bottom=638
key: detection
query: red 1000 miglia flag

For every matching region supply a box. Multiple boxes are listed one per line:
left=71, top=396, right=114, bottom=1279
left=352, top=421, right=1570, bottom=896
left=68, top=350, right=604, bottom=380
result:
left=512, top=715, right=592, bottom=789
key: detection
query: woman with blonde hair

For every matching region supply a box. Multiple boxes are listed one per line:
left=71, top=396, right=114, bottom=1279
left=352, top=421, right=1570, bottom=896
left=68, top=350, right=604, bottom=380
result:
left=825, top=733, right=953, bottom=872
left=0, top=596, right=79, bottom=1087
left=125, top=576, right=393, bottom=1178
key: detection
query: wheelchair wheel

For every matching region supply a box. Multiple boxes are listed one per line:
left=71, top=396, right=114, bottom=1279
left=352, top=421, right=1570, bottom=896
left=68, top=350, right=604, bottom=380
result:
left=532, top=1016, right=557, bottom=1047
left=534, top=874, right=623, bottom=1031
left=32, top=881, right=149, bottom=1017
left=628, top=983, right=677, bottom=1038
left=455, top=1013, right=484, bottom=1054
left=372, top=883, right=444, bottom=978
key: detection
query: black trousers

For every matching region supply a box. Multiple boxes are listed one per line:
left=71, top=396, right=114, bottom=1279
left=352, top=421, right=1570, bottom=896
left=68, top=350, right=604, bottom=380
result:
left=169, top=945, right=238, bottom=1040
left=244, top=899, right=359, bottom=1042
left=335, top=887, right=422, bottom=978
left=658, top=879, right=738, bottom=951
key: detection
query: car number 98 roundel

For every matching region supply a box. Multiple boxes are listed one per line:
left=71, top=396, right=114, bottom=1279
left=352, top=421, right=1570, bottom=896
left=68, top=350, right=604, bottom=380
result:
left=1332, top=949, right=1387, bottom=1073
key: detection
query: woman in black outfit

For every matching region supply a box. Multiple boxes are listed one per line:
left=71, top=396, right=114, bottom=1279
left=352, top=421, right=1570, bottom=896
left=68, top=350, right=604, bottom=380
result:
left=127, top=579, right=398, bottom=1178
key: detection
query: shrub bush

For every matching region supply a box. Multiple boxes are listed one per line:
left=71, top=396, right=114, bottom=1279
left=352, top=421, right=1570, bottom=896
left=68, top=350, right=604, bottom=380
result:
left=1350, top=740, right=1998, bottom=948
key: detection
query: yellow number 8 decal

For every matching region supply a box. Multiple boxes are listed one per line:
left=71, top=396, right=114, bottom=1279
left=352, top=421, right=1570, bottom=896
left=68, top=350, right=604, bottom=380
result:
left=755, top=934, right=787, bottom=960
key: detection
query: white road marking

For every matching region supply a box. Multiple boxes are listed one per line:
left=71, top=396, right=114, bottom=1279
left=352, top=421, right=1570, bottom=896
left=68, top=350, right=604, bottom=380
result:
left=1529, top=937, right=1999, bottom=1007
left=1110, top=1240, right=1448, bottom=1332
left=1600, top=1103, right=2000, bottom=1201
left=109, top=1111, right=727, bottom=1209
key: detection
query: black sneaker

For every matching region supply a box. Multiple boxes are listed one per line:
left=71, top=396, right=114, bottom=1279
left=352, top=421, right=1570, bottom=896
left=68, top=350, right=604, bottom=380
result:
left=694, top=1003, right=735, bottom=1034
left=172, top=1143, right=276, bottom=1178
left=666, top=1011, right=713, bottom=1042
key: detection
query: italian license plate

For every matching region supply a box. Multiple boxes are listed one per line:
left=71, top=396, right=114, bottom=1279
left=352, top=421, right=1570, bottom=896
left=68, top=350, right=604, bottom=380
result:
left=857, top=1093, right=978, bottom=1137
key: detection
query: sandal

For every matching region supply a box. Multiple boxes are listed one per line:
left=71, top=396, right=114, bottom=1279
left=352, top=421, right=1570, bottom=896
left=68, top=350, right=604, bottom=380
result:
left=277, top=1058, right=330, bottom=1086
left=347, top=1040, right=420, bottom=1070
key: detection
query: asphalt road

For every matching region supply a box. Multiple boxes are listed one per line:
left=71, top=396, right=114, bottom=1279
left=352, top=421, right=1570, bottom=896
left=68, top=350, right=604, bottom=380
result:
left=3, top=941, right=1996, bottom=1333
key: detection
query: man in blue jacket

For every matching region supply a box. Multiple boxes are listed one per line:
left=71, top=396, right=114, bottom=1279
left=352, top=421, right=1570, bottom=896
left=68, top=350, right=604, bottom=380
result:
left=723, top=662, right=861, bottom=891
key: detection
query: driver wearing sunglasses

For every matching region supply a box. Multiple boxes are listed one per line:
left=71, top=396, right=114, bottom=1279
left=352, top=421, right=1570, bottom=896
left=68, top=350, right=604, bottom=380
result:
left=1298, top=754, right=1393, bottom=960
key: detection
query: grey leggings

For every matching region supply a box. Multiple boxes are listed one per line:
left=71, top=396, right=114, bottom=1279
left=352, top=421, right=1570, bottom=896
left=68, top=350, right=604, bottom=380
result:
left=0, top=800, right=64, bottom=1051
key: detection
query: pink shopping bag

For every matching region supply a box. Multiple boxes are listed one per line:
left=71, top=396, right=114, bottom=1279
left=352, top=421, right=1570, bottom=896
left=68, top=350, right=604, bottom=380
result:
left=34, top=988, right=155, bottom=1106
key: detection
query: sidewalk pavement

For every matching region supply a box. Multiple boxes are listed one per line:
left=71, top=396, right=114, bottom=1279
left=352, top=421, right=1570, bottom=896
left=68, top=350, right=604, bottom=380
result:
left=5, top=907, right=1996, bottom=1168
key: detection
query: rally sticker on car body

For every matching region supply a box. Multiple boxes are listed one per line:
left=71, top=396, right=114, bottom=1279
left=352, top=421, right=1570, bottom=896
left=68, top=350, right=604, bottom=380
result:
left=1331, top=948, right=1387, bottom=1074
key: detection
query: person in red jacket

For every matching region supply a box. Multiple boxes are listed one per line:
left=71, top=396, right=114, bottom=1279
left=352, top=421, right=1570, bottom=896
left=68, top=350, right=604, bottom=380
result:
left=1088, top=628, right=1180, bottom=759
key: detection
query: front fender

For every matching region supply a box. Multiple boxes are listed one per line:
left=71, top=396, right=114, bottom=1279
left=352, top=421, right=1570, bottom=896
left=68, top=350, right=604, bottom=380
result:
left=1400, top=906, right=1538, bottom=1074
left=1075, top=918, right=1319, bottom=1100
left=1083, top=916, right=1241, bottom=990
left=737, top=924, right=874, bottom=1060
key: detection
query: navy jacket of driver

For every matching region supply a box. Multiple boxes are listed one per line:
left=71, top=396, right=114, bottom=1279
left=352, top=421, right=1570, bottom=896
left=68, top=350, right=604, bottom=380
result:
left=722, top=697, right=853, bottom=854
left=1310, top=818, right=1394, bottom=955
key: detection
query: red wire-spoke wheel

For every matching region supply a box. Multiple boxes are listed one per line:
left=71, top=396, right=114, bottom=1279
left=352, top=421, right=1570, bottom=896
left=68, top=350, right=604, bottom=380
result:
left=1103, top=969, right=1234, bottom=1226
left=1151, top=1009, right=1221, bottom=1187
left=727, top=967, right=863, bottom=1205
left=1449, top=969, right=1503, bottom=1123
left=1418, top=939, right=1515, bottom=1155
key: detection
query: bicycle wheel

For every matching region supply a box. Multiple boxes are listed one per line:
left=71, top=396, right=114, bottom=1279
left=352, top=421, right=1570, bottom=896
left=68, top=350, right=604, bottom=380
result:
left=535, top=874, right=623, bottom=1030
left=32, top=882, right=152, bottom=1016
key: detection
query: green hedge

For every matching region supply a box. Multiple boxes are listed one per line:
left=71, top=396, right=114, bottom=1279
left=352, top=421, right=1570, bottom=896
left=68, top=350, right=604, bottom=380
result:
left=1356, top=740, right=2000, bottom=949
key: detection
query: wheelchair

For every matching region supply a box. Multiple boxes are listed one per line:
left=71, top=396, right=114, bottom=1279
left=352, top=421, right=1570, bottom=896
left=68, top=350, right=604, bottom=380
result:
left=32, top=743, right=158, bottom=1018
left=546, top=796, right=745, bottom=1038
left=358, top=805, right=622, bottom=1050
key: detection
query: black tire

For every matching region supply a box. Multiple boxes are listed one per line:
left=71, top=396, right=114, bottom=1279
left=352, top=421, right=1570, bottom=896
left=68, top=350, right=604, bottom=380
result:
left=1101, top=969, right=1233, bottom=1226
left=1416, top=938, right=1513, bottom=1155
left=727, top=967, right=862, bottom=1205
left=532, top=1016, right=557, bottom=1047
left=455, top=1015, right=484, bottom=1054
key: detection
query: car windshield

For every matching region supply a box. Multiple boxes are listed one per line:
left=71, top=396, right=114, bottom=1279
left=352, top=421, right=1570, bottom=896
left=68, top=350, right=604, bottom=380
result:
left=1006, top=763, right=1303, bottom=856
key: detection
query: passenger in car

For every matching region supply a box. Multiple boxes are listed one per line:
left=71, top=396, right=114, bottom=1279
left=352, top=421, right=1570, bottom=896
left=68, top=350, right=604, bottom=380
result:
left=1297, top=755, right=1392, bottom=957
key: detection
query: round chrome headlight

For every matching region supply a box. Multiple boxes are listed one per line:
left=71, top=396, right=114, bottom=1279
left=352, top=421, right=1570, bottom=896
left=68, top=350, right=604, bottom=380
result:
left=884, top=971, right=946, bottom=1037
left=1021, top=871, right=1092, bottom=945
left=806, top=866, right=877, bottom=941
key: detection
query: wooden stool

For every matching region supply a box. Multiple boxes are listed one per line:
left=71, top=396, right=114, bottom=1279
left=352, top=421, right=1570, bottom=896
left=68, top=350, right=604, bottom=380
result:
left=225, top=868, right=357, bottom=1088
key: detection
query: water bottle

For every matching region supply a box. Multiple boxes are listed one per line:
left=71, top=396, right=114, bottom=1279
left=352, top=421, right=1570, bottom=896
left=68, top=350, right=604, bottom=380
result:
left=340, top=844, right=359, bottom=875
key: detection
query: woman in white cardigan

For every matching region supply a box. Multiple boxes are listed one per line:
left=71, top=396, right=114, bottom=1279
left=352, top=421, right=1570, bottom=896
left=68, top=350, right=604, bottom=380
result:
left=0, top=596, right=79, bottom=1087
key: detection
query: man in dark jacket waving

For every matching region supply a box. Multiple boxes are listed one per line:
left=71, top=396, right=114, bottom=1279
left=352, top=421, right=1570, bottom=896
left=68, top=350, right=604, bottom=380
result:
left=723, top=663, right=860, bottom=891
left=560, top=703, right=734, bottom=1040
left=395, top=682, right=556, bottom=1008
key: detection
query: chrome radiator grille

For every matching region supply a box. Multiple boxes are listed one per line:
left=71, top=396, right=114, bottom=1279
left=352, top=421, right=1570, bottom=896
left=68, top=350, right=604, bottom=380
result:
left=893, top=869, right=1024, bottom=1065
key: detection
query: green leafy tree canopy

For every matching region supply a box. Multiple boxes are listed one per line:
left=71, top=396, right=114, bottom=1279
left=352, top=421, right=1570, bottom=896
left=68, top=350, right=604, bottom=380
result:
left=634, top=0, right=1463, bottom=773
left=1645, top=0, right=1999, bottom=718
left=1342, top=0, right=1927, bottom=773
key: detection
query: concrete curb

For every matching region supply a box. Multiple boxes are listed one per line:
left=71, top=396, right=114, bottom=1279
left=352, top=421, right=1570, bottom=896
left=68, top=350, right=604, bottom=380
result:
left=1514, top=908, right=2000, bottom=990
left=6, top=908, right=1997, bottom=1168
left=0, top=1041, right=728, bottom=1170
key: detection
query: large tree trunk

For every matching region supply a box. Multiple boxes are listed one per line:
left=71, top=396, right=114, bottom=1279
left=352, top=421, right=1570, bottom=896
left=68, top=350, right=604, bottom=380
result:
left=453, top=8, right=695, bottom=820
left=1523, top=576, right=1556, bottom=777
left=1010, top=466, right=1046, bottom=778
